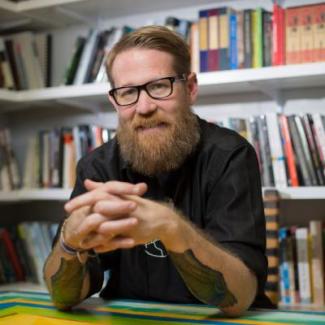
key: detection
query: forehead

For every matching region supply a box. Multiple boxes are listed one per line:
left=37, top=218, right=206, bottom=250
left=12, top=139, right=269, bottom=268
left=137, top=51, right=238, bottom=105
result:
left=111, top=48, right=176, bottom=87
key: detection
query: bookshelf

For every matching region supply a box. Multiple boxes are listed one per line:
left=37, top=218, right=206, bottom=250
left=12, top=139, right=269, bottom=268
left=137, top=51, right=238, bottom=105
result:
left=0, top=61, right=325, bottom=111
left=0, top=188, right=71, bottom=201
left=0, top=0, right=324, bottom=309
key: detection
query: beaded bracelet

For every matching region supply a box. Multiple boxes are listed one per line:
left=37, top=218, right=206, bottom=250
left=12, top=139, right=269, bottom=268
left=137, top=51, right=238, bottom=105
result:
left=59, top=219, right=96, bottom=263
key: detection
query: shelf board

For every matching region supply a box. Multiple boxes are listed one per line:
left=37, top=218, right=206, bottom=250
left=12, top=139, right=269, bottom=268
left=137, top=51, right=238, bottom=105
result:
left=0, top=188, right=71, bottom=202
left=0, top=281, right=46, bottom=292
left=198, top=62, right=325, bottom=96
left=1, top=62, right=325, bottom=111
left=263, top=187, right=325, bottom=200
left=0, top=0, right=217, bottom=30
left=0, top=187, right=325, bottom=201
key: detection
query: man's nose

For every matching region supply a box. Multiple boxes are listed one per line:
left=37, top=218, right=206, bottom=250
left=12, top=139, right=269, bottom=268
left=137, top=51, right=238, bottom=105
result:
left=135, top=89, right=158, bottom=114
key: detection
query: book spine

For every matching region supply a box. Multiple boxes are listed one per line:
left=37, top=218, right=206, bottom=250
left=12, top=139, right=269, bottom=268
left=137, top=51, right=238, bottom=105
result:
left=309, top=220, right=325, bottom=306
left=243, top=9, right=252, bottom=68
left=229, top=9, right=238, bottom=70
left=207, top=8, right=219, bottom=71
left=296, top=227, right=312, bottom=304
left=218, top=7, right=230, bottom=70
left=199, top=10, right=209, bottom=73
left=278, top=115, right=299, bottom=186
left=264, top=189, right=280, bottom=306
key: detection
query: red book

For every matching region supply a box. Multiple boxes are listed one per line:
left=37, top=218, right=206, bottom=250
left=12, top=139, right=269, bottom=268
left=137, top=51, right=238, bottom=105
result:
left=0, top=228, right=25, bottom=281
left=278, top=115, right=299, bottom=187
left=272, top=1, right=285, bottom=65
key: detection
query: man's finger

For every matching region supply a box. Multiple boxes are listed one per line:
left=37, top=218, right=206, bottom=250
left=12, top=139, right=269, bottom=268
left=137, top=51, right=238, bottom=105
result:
left=84, top=179, right=148, bottom=196
left=84, top=179, right=104, bottom=190
left=64, top=190, right=112, bottom=213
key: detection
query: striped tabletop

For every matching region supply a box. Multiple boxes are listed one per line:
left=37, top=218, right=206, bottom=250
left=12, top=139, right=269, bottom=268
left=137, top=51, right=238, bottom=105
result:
left=0, top=291, right=324, bottom=324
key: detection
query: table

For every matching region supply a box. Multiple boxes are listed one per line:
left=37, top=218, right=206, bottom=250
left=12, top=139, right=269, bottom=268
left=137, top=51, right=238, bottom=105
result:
left=0, top=291, right=324, bottom=324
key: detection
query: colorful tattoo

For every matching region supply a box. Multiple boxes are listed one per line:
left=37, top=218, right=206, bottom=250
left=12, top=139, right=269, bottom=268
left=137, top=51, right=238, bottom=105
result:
left=50, top=257, right=86, bottom=310
left=170, top=250, right=237, bottom=307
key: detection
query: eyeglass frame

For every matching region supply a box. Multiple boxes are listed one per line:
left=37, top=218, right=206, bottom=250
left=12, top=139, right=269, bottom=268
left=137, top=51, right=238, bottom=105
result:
left=108, top=74, right=187, bottom=107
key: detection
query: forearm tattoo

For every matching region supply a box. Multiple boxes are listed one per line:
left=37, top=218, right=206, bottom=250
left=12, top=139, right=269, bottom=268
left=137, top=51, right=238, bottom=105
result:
left=50, top=257, right=86, bottom=310
left=170, top=250, right=237, bottom=307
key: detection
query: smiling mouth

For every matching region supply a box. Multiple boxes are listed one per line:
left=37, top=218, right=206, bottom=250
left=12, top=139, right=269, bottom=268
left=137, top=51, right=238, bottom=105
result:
left=136, top=122, right=168, bottom=132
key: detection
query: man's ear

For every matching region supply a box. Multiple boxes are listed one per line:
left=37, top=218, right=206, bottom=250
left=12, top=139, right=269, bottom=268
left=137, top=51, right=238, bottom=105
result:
left=186, top=72, right=198, bottom=104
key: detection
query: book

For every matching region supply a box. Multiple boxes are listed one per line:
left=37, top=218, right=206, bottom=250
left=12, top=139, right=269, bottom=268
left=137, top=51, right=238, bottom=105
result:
left=236, top=10, right=245, bottom=69
left=309, top=220, right=325, bottom=306
left=262, top=10, right=273, bottom=67
left=252, top=8, right=263, bottom=68
left=285, top=6, right=302, bottom=64
left=300, top=5, right=314, bottom=63
left=272, top=1, right=285, bottom=65
left=278, top=115, right=299, bottom=186
left=243, top=9, right=253, bottom=68
left=265, top=113, right=287, bottom=187
left=264, top=189, right=280, bottom=306
left=218, top=7, right=230, bottom=70
left=207, top=8, right=219, bottom=71
left=313, top=3, right=325, bottom=62
left=0, top=228, right=25, bottom=281
left=0, top=37, right=14, bottom=89
left=198, top=9, right=209, bottom=72
left=296, top=227, right=312, bottom=304
left=73, top=29, right=101, bottom=85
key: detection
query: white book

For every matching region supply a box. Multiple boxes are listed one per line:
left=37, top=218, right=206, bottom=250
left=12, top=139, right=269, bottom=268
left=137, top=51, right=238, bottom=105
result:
left=296, top=227, right=312, bottom=304
left=309, top=220, right=325, bottom=306
left=265, top=113, right=287, bottom=187
left=0, top=37, right=15, bottom=89
left=312, top=114, right=325, bottom=169
left=23, top=136, right=38, bottom=189
left=12, top=32, right=44, bottom=89
left=73, top=29, right=100, bottom=85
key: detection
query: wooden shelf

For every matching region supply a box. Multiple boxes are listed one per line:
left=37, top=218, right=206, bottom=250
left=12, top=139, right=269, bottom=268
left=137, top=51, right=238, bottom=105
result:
left=1, top=62, right=325, bottom=111
left=0, top=188, right=71, bottom=202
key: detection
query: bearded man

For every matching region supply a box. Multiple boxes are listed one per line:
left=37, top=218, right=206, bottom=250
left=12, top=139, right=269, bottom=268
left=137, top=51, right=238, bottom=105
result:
left=44, top=26, right=271, bottom=317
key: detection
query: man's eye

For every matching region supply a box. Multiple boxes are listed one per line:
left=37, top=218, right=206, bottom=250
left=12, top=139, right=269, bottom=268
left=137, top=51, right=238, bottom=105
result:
left=149, top=81, right=169, bottom=91
left=119, top=88, right=137, bottom=98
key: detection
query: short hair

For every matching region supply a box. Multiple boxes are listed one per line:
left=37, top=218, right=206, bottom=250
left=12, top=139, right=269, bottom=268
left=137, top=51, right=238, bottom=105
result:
left=106, top=25, right=191, bottom=86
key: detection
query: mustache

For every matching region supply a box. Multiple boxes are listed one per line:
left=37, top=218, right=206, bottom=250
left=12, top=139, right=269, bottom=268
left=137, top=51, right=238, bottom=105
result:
left=131, top=115, right=171, bottom=130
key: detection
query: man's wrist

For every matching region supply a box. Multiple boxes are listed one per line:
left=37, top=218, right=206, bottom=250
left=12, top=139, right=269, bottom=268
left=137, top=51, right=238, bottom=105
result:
left=59, top=219, right=96, bottom=263
left=160, top=209, right=190, bottom=253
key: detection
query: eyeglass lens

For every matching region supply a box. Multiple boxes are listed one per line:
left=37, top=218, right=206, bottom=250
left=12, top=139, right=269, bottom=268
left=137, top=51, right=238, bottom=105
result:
left=113, top=78, right=173, bottom=106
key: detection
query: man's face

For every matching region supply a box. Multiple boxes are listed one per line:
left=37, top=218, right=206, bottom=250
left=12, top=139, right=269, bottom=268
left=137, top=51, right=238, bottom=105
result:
left=108, top=48, right=200, bottom=176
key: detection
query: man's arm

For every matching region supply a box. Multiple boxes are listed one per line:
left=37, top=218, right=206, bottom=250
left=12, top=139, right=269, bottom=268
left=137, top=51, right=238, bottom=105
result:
left=162, top=213, right=257, bottom=317
left=44, top=181, right=148, bottom=310
left=43, top=239, right=99, bottom=310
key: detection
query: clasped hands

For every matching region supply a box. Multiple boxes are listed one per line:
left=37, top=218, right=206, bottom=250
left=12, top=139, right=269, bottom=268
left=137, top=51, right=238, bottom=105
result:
left=62, top=179, right=180, bottom=254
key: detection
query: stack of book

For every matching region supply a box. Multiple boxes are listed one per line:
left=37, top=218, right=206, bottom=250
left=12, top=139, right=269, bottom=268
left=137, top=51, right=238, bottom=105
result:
left=278, top=220, right=324, bottom=307
left=23, top=125, right=116, bottom=190
left=0, top=222, right=58, bottom=285
left=196, top=1, right=325, bottom=72
left=215, top=113, right=325, bottom=188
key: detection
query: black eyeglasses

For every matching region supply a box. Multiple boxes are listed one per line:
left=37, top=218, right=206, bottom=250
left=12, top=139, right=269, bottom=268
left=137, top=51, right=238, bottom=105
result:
left=109, top=75, right=187, bottom=107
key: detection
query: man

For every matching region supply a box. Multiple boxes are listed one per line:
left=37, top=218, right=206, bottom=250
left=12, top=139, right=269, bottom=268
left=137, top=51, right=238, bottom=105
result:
left=44, top=26, right=270, bottom=317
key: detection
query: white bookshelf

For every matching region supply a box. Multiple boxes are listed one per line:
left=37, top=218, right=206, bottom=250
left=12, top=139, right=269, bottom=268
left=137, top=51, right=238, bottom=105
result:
left=0, top=188, right=71, bottom=201
left=0, top=281, right=46, bottom=292
left=0, top=61, right=324, bottom=112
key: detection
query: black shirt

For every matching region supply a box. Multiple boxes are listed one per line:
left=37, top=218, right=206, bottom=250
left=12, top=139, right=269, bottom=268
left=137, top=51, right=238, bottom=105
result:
left=68, top=117, right=269, bottom=306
